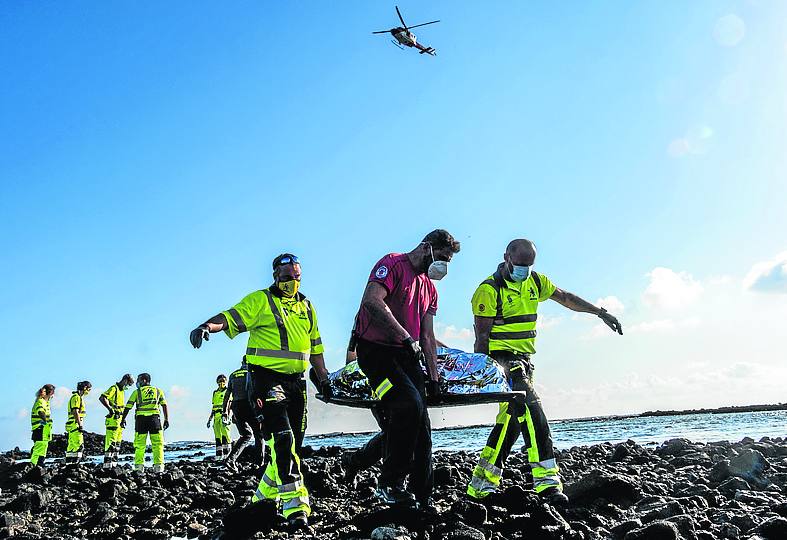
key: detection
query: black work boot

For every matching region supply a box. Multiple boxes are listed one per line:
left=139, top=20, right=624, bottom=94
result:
left=287, top=510, right=308, bottom=529
left=376, top=485, right=417, bottom=508
left=539, top=486, right=569, bottom=506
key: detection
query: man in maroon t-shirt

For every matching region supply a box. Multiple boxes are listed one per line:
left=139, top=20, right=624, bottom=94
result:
left=354, top=229, right=461, bottom=508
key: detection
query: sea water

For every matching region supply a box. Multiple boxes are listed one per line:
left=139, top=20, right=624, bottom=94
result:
left=157, top=409, right=787, bottom=462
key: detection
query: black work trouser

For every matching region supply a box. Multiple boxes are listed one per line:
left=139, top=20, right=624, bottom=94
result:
left=248, top=365, right=308, bottom=493
left=486, top=350, right=556, bottom=476
left=229, top=399, right=264, bottom=464
left=356, top=338, right=433, bottom=502
left=350, top=406, right=386, bottom=469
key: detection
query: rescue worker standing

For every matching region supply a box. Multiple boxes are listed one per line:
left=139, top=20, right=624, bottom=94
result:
left=99, top=374, right=134, bottom=468
left=189, top=253, right=330, bottom=529
left=120, top=373, right=169, bottom=472
left=30, top=384, right=55, bottom=466
left=65, top=381, right=92, bottom=464
left=223, top=357, right=264, bottom=467
left=207, top=374, right=231, bottom=460
left=466, top=239, right=623, bottom=504
left=353, top=229, right=460, bottom=508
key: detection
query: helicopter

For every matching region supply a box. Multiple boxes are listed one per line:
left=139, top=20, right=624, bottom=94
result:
left=373, top=6, right=439, bottom=56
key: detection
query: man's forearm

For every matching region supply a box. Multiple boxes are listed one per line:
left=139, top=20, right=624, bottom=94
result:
left=99, top=396, right=112, bottom=413
left=422, top=336, right=439, bottom=380
left=309, top=353, right=329, bottom=381
left=162, top=405, right=169, bottom=422
left=203, top=313, right=228, bottom=333
left=551, top=289, right=602, bottom=314
left=363, top=298, right=410, bottom=342
left=474, top=336, right=490, bottom=355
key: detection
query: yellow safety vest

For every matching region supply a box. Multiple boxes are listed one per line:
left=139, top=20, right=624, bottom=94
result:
left=212, top=388, right=226, bottom=414
left=223, top=287, right=325, bottom=374
left=471, top=265, right=556, bottom=355
left=65, top=392, right=84, bottom=430
left=31, top=397, right=51, bottom=431
left=101, top=384, right=126, bottom=414
left=125, top=386, right=167, bottom=417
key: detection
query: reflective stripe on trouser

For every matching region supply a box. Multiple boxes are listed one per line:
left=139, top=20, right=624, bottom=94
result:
left=66, top=430, right=84, bottom=463
left=103, top=426, right=123, bottom=468
left=247, top=365, right=310, bottom=517
left=467, top=356, right=561, bottom=498
left=213, top=415, right=231, bottom=459
left=134, top=431, right=164, bottom=466
left=252, top=431, right=311, bottom=517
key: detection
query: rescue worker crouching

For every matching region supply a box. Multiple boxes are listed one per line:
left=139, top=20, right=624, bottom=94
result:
left=30, top=384, right=55, bottom=467
left=99, top=373, right=134, bottom=468
left=207, top=374, right=231, bottom=460
left=189, top=253, right=330, bottom=529
left=466, top=239, right=623, bottom=505
left=223, top=357, right=264, bottom=468
left=120, top=373, right=169, bottom=472
left=65, top=381, right=92, bottom=464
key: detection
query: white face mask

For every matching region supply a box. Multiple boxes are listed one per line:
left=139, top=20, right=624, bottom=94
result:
left=426, top=244, right=448, bottom=280
left=510, top=264, right=531, bottom=282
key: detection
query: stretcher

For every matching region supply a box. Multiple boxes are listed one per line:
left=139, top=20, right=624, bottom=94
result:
left=312, top=347, right=524, bottom=409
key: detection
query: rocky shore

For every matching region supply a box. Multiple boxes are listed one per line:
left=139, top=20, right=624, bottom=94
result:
left=2, top=437, right=787, bottom=539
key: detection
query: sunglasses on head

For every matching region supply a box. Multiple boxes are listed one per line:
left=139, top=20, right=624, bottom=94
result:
left=275, top=255, right=300, bottom=268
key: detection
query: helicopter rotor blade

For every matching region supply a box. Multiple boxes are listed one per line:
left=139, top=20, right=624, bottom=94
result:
left=372, top=30, right=392, bottom=34
left=406, top=20, right=440, bottom=30
left=395, top=6, right=408, bottom=29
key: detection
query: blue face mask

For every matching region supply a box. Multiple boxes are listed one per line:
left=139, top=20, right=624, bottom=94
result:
left=510, top=264, right=531, bottom=282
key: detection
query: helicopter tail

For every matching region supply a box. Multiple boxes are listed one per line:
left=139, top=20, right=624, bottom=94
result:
left=419, top=47, right=436, bottom=56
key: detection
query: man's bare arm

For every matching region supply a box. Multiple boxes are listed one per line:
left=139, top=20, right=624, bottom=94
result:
left=550, top=288, right=623, bottom=334
left=309, top=353, right=329, bottom=382
left=419, top=313, right=439, bottom=381
left=99, top=394, right=113, bottom=414
left=202, top=313, right=228, bottom=333
left=473, top=316, right=494, bottom=355
left=222, top=389, right=232, bottom=416
left=360, top=282, right=410, bottom=342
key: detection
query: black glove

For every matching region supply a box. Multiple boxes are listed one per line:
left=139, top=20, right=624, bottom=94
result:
left=120, top=420, right=126, bottom=429
left=319, top=379, right=334, bottom=402
left=78, top=426, right=84, bottom=433
left=426, top=379, right=441, bottom=398
left=163, top=419, right=170, bottom=430
left=190, top=324, right=210, bottom=348
left=598, top=308, right=623, bottom=335
left=402, top=336, right=425, bottom=364
left=106, top=413, right=113, bottom=419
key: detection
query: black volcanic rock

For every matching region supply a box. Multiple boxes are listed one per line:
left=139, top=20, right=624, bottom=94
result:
left=1, top=437, right=786, bottom=539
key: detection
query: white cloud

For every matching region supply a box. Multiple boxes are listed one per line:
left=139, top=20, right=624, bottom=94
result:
left=643, top=267, right=703, bottom=310
left=51, top=386, right=73, bottom=409
left=536, top=314, right=563, bottom=330
left=596, top=295, right=625, bottom=314
left=435, top=323, right=474, bottom=351
left=714, top=14, right=746, bottom=47
left=169, top=385, right=191, bottom=399
left=667, top=125, right=713, bottom=157
left=628, top=317, right=700, bottom=334
left=744, top=251, right=787, bottom=294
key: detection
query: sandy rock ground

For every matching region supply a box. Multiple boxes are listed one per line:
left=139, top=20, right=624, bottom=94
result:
left=2, top=437, right=787, bottom=539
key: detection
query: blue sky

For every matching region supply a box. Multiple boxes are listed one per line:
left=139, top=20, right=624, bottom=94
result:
left=2, top=1, right=786, bottom=450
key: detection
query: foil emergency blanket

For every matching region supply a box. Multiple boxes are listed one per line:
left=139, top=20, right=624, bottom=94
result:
left=328, top=347, right=511, bottom=400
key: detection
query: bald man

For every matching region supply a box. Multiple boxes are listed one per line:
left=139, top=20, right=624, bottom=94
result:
left=466, top=239, right=622, bottom=505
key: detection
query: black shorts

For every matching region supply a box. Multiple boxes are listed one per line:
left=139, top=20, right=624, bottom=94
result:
left=135, top=415, right=162, bottom=434
left=31, top=427, right=44, bottom=442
